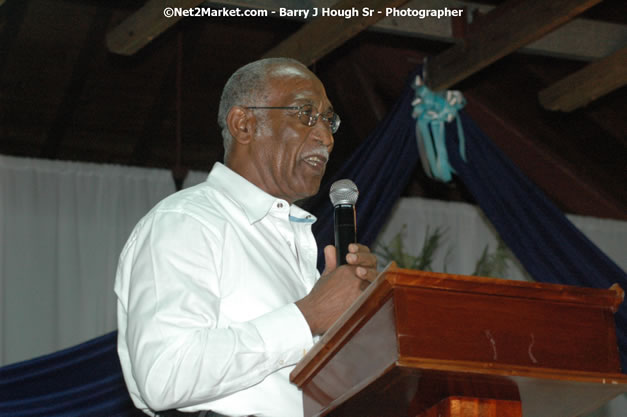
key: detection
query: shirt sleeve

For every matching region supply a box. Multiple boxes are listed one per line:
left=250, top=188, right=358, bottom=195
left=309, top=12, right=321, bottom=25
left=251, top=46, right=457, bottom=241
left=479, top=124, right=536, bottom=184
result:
left=121, top=210, right=314, bottom=412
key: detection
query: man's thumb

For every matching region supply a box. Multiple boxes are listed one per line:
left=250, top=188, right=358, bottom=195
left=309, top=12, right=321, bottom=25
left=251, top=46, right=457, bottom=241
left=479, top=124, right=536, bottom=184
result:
left=322, top=244, right=337, bottom=274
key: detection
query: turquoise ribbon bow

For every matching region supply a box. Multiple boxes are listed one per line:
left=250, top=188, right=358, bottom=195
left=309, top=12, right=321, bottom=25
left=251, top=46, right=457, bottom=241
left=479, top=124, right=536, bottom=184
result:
left=412, top=75, right=467, bottom=182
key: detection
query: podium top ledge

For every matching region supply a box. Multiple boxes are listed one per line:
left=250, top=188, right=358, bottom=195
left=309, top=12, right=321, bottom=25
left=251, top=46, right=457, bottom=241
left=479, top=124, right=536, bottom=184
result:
left=384, top=265, right=624, bottom=312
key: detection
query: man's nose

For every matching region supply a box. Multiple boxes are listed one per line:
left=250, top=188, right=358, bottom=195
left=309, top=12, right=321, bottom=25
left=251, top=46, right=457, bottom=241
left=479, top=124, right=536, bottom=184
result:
left=311, top=121, right=334, bottom=150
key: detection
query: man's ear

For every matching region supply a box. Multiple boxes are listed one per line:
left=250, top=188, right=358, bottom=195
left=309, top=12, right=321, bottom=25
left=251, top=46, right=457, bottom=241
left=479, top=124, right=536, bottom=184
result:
left=226, top=106, right=255, bottom=145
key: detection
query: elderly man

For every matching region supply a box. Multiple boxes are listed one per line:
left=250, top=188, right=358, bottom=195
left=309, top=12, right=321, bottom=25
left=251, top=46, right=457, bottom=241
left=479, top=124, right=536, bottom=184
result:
left=114, top=57, right=377, bottom=417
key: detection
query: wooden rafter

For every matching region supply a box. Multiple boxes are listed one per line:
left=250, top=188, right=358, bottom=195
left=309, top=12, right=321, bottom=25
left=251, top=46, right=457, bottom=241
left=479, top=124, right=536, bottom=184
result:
left=464, top=93, right=627, bottom=220
left=106, top=0, right=203, bottom=56
left=424, top=0, right=602, bottom=91
left=538, top=46, right=627, bottom=112
left=262, top=0, right=409, bottom=65
left=106, top=0, right=625, bottom=62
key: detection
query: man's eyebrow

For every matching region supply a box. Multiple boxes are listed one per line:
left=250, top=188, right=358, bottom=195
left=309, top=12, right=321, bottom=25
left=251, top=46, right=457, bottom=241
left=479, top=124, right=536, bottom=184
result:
left=291, top=96, right=334, bottom=111
left=292, top=97, right=314, bottom=104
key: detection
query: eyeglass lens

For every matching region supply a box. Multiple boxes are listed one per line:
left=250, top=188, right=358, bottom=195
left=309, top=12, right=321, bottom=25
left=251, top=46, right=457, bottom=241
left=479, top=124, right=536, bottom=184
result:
left=298, top=104, right=340, bottom=133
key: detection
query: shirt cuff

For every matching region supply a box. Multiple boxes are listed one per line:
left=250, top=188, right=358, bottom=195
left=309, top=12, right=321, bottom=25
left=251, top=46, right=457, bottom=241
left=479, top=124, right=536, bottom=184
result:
left=251, top=303, right=314, bottom=367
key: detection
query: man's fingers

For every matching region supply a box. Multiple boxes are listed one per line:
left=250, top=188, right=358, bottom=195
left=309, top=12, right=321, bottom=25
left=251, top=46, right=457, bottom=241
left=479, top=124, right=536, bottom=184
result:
left=322, top=244, right=337, bottom=274
left=344, top=243, right=378, bottom=283
left=346, top=250, right=377, bottom=268
left=348, top=243, right=370, bottom=253
left=356, top=266, right=377, bottom=282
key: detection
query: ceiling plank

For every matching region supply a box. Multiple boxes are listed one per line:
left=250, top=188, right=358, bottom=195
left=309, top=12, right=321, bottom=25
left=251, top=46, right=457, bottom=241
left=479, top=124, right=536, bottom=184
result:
left=424, top=0, right=602, bottom=91
left=262, top=0, right=410, bottom=65
left=216, top=0, right=626, bottom=60
left=107, top=0, right=626, bottom=60
left=538, top=46, right=627, bottom=112
left=106, top=0, right=203, bottom=56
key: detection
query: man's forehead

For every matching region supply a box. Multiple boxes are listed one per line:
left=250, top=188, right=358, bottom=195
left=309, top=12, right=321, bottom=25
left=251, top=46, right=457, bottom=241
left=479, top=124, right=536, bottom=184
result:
left=267, top=64, right=331, bottom=106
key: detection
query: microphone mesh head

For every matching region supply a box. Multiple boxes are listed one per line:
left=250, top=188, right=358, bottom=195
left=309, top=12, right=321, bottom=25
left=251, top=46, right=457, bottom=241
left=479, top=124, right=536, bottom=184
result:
left=329, top=179, right=359, bottom=206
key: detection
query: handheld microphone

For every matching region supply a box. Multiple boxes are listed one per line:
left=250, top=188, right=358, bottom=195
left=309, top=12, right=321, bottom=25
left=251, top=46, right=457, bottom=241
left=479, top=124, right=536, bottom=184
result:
left=329, top=179, right=359, bottom=265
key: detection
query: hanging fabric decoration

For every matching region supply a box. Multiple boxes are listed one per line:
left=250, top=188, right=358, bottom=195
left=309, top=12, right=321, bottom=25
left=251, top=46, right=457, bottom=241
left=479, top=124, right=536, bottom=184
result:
left=412, top=75, right=466, bottom=182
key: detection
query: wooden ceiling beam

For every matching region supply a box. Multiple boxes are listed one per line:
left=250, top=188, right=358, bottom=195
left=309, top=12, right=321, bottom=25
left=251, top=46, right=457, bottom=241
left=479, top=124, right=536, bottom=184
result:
left=215, top=0, right=627, bottom=61
left=107, top=0, right=625, bottom=61
left=464, top=92, right=627, bottom=220
left=424, top=0, right=602, bottom=91
left=106, top=0, right=203, bottom=56
left=538, top=46, right=627, bottom=112
left=262, top=0, right=409, bottom=65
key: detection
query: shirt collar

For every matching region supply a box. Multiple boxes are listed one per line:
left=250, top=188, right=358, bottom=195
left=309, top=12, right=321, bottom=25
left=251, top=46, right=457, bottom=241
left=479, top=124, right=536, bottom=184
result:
left=207, top=162, right=316, bottom=225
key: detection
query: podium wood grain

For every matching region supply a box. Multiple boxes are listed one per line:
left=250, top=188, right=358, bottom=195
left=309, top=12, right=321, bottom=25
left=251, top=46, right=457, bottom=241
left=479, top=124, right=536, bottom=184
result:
left=291, top=266, right=627, bottom=417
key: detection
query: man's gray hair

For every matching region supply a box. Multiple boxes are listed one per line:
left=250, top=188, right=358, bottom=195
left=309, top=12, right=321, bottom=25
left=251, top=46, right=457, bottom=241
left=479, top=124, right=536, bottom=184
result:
left=217, top=57, right=307, bottom=159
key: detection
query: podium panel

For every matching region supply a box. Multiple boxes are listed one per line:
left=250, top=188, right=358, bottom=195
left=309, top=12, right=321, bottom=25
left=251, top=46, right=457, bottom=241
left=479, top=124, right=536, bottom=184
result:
left=417, top=397, right=522, bottom=417
left=291, top=266, right=627, bottom=417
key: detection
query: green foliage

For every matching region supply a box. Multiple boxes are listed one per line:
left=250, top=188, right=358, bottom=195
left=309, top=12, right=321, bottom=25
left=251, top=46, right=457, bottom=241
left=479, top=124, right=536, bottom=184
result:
left=375, top=225, right=511, bottom=278
left=375, top=225, right=447, bottom=271
left=472, top=239, right=511, bottom=278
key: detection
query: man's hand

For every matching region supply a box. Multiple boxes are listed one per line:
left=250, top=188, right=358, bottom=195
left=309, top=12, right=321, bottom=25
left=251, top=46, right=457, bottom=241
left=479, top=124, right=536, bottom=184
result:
left=295, top=243, right=378, bottom=336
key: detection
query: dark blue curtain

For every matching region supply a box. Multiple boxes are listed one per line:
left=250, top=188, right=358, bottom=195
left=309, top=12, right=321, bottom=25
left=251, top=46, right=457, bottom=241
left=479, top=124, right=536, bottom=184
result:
left=444, top=112, right=627, bottom=371
left=0, top=332, right=142, bottom=417
left=1, top=66, right=624, bottom=416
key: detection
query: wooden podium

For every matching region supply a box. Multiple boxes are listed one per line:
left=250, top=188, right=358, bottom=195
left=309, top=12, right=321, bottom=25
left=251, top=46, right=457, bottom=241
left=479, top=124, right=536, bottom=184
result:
left=290, top=265, right=627, bottom=417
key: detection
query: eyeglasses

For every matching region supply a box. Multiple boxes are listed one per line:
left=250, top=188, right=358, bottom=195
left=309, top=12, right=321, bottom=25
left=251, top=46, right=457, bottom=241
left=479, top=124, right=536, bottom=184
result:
left=245, top=104, right=341, bottom=134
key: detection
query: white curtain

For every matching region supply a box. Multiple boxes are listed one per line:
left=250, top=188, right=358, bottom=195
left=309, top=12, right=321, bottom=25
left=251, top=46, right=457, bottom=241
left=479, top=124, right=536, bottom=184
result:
left=0, top=155, right=187, bottom=365
left=1, top=155, right=625, bottom=414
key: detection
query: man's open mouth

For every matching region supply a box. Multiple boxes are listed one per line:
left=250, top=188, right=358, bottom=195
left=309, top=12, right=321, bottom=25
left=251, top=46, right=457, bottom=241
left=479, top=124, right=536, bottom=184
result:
left=303, top=154, right=328, bottom=167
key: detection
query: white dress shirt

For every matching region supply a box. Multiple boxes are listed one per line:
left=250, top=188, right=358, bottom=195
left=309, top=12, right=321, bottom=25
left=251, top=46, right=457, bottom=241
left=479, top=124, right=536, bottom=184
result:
left=115, top=163, right=319, bottom=417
